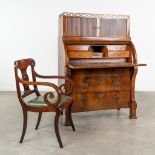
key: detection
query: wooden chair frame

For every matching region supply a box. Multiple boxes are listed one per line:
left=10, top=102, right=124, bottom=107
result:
left=14, top=58, right=75, bottom=148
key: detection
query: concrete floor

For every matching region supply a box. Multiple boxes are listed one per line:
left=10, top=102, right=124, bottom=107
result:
left=0, top=91, right=155, bottom=155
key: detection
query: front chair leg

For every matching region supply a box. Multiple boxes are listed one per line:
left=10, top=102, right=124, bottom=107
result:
left=68, top=103, right=75, bottom=131
left=19, top=109, right=27, bottom=143
left=35, top=112, right=42, bottom=130
left=54, top=109, right=63, bottom=148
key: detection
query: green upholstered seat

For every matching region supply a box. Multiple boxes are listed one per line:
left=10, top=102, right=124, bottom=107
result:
left=26, top=93, right=71, bottom=108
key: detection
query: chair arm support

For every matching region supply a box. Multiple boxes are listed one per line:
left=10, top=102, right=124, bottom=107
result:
left=34, top=72, right=74, bottom=95
left=19, top=79, right=62, bottom=108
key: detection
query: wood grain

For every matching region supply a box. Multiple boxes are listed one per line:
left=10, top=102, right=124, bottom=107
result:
left=58, top=12, right=146, bottom=124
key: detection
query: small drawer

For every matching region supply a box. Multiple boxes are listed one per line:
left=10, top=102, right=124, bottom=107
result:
left=68, top=51, right=92, bottom=58
left=108, top=50, right=130, bottom=58
left=66, top=45, right=90, bottom=51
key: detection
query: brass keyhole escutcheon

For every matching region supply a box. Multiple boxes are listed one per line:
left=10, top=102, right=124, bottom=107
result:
left=98, top=92, right=104, bottom=98
left=113, top=95, right=120, bottom=102
left=81, top=95, right=88, bottom=104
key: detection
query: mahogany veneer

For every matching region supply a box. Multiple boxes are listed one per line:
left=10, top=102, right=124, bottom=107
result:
left=58, top=12, right=146, bottom=125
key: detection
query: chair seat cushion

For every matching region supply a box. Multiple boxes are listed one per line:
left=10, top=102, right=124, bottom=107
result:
left=26, top=93, right=72, bottom=108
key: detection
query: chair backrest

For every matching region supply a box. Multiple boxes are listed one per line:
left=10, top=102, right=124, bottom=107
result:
left=14, top=58, right=40, bottom=100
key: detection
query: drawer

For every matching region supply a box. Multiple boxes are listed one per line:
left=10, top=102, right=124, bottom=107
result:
left=91, top=68, right=131, bottom=77
left=72, top=91, right=130, bottom=112
left=73, top=76, right=130, bottom=93
left=66, top=45, right=90, bottom=51
left=68, top=51, right=92, bottom=58
left=72, top=68, right=131, bottom=78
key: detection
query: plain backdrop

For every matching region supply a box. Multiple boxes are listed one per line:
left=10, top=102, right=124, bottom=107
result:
left=0, top=0, right=154, bottom=91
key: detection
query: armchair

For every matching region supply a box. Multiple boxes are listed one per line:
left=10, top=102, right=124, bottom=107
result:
left=14, top=58, right=75, bottom=148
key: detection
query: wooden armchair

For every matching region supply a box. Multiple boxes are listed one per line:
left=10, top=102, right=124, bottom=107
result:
left=14, top=58, right=75, bottom=148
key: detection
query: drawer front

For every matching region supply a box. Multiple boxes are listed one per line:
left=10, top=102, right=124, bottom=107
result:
left=91, top=68, right=131, bottom=77
left=72, top=68, right=131, bottom=78
left=73, top=76, right=130, bottom=93
left=89, top=77, right=130, bottom=92
left=72, top=91, right=130, bottom=112
left=68, top=51, right=92, bottom=58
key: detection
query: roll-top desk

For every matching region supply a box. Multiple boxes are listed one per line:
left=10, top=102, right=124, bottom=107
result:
left=58, top=12, right=146, bottom=125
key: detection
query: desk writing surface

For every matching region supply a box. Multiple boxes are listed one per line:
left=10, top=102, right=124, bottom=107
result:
left=68, top=62, right=146, bottom=69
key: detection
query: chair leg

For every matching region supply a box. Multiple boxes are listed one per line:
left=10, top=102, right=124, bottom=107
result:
left=19, top=109, right=27, bottom=143
left=64, top=109, right=71, bottom=126
left=68, top=103, right=75, bottom=131
left=35, top=112, right=42, bottom=130
left=54, top=110, right=63, bottom=148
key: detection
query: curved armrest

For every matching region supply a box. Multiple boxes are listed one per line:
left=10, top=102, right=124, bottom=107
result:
left=34, top=72, right=73, bottom=95
left=19, top=79, right=62, bottom=108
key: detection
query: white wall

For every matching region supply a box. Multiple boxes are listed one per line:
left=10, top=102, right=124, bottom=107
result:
left=0, top=0, right=154, bottom=91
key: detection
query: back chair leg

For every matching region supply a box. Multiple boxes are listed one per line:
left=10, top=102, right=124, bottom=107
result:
left=35, top=112, right=42, bottom=130
left=54, top=110, right=63, bottom=148
left=19, top=109, right=27, bottom=143
left=68, top=103, right=75, bottom=131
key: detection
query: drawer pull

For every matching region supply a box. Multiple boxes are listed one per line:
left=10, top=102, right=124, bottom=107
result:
left=81, top=96, right=88, bottom=104
left=98, top=93, right=104, bottom=98
left=113, top=95, right=120, bottom=102
left=81, top=83, right=88, bottom=89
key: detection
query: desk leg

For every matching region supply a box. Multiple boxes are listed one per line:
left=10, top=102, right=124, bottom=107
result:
left=129, top=101, right=137, bottom=119
left=130, top=67, right=138, bottom=119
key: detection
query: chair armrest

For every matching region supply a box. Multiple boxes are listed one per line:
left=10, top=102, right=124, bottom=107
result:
left=34, top=72, right=73, bottom=95
left=19, top=79, right=62, bottom=108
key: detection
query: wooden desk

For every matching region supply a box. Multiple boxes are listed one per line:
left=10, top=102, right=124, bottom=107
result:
left=58, top=12, right=146, bottom=125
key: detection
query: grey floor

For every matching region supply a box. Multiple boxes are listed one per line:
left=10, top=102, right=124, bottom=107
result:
left=0, top=92, right=155, bottom=155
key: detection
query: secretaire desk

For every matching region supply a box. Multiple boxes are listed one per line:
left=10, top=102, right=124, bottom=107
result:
left=58, top=12, right=146, bottom=125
